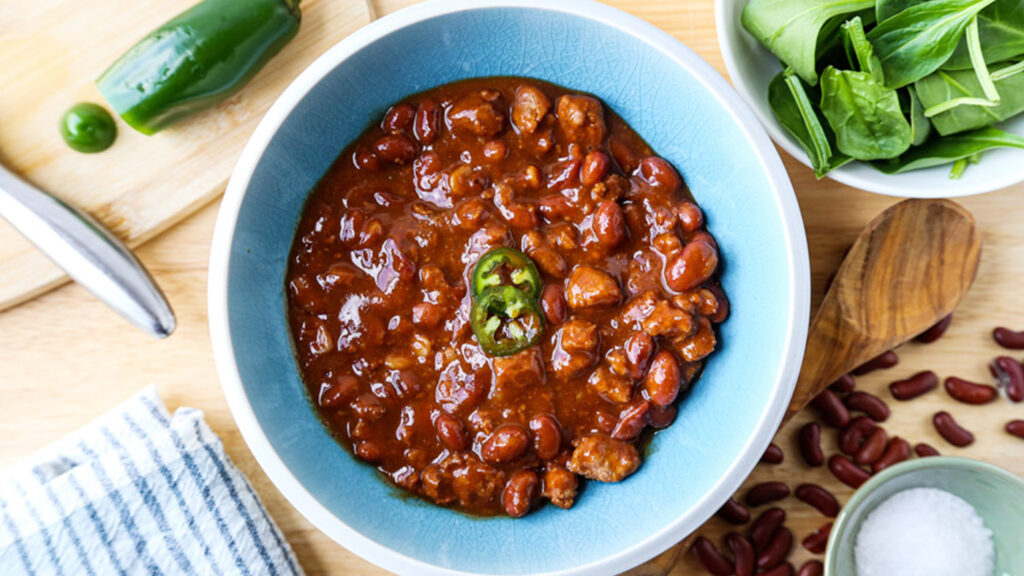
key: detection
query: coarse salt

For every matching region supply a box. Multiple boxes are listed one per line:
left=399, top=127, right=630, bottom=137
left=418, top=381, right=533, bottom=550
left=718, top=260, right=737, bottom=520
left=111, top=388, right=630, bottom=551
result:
left=855, top=487, right=994, bottom=576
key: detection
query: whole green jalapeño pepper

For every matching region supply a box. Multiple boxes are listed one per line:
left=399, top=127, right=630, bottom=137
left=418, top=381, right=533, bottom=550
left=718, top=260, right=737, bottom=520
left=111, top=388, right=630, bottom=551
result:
left=96, top=0, right=301, bottom=135
left=471, top=248, right=542, bottom=299
left=470, top=286, right=545, bottom=357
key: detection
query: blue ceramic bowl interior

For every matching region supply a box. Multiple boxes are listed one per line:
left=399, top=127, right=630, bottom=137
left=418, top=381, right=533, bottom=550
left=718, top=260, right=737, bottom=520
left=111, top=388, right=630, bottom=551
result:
left=225, top=7, right=799, bottom=574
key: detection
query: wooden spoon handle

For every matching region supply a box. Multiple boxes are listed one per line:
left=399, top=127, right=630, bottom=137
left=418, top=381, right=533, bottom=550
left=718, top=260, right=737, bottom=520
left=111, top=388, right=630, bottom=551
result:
left=784, top=199, right=981, bottom=422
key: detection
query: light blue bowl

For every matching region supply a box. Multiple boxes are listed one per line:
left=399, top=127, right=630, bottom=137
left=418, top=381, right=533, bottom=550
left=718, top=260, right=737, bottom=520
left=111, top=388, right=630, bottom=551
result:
left=208, top=1, right=809, bottom=574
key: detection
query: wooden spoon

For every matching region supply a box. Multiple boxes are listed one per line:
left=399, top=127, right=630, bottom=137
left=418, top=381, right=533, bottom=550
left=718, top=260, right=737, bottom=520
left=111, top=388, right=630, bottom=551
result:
left=629, top=198, right=982, bottom=576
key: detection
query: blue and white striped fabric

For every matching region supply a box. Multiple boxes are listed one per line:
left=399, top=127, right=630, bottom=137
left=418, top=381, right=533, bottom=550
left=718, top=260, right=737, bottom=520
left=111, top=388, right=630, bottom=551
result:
left=0, top=386, right=304, bottom=576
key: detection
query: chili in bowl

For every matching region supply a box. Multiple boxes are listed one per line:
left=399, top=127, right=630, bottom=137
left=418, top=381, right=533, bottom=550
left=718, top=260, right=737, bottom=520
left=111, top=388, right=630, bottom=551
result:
left=209, top=1, right=809, bottom=574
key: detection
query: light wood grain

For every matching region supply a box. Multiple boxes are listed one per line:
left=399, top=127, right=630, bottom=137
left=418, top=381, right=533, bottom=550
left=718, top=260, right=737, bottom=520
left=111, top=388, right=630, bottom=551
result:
left=2, top=1, right=1024, bottom=576
left=0, top=0, right=373, bottom=311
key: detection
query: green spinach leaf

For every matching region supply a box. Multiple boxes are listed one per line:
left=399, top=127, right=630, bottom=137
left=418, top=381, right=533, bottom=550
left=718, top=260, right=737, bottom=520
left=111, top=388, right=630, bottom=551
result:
left=908, top=86, right=934, bottom=144
left=867, top=0, right=999, bottom=88
left=876, top=0, right=930, bottom=24
left=915, top=62, right=1024, bottom=134
left=945, top=0, right=1024, bottom=69
left=820, top=66, right=913, bottom=160
left=874, top=126, right=1024, bottom=173
left=768, top=71, right=850, bottom=177
left=742, top=0, right=875, bottom=85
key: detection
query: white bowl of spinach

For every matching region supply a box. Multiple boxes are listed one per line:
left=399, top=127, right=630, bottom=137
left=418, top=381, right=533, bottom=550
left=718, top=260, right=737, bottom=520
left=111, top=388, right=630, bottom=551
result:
left=716, top=0, right=1024, bottom=197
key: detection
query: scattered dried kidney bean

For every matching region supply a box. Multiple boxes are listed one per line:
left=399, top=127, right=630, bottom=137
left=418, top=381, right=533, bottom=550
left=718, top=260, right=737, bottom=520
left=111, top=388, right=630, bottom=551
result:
left=829, top=374, right=856, bottom=393
left=993, top=327, right=1024, bottom=349
left=794, top=484, right=840, bottom=518
left=889, top=371, right=939, bottom=401
left=799, top=422, right=824, bottom=467
left=692, top=536, right=732, bottom=576
left=990, top=356, right=1024, bottom=402
left=916, top=314, right=953, bottom=343
left=716, top=497, right=751, bottom=525
left=829, top=455, right=871, bottom=488
left=838, top=416, right=876, bottom=456
left=761, top=564, right=795, bottom=576
left=851, top=351, right=899, bottom=375
left=944, top=377, right=998, bottom=405
left=761, top=443, right=784, bottom=464
left=933, top=412, right=974, bottom=447
left=801, top=523, right=832, bottom=554
left=854, top=427, right=888, bottom=466
left=798, top=560, right=824, bottom=576
left=726, top=533, right=756, bottom=576
left=1006, top=420, right=1024, bottom=439
left=811, top=390, right=851, bottom=428
left=845, top=391, right=890, bottom=422
left=756, top=527, right=793, bottom=571
left=873, top=436, right=910, bottom=473
left=750, top=508, right=786, bottom=550
left=744, top=481, right=791, bottom=507
left=914, top=442, right=940, bottom=457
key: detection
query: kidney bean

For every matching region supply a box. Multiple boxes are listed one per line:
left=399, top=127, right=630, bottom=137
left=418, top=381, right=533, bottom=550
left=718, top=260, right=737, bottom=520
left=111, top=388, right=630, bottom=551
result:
left=844, top=391, right=890, bottom=422
left=726, top=533, right=756, bottom=576
left=810, top=390, right=851, bottom=429
left=801, top=523, right=832, bottom=554
left=829, top=374, right=856, bottom=393
left=319, top=375, right=360, bottom=408
left=916, top=314, right=953, bottom=343
left=756, top=527, right=793, bottom=571
left=435, top=413, right=468, bottom=452
left=993, top=327, right=1024, bottom=349
left=761, top=443, right=784, bottom=465
left=610, top=401, right=650, bottom=441
left=744, top=481, right=790, bottom=507
left=580, top=151, right=610, bottom=186
left=692, top=536, right=732, bottom=576
left=481, top=139, right=507, bottom=162
left=854, top=427, right=888, bottom=465
left=414, top=99, right=440, bottom=144
left=675, top=201, right=704, bottom=234
left=873, top=436, right=910, bottom=472
left=889, top=370, right=938, bottom=401
left=481, top=424, right=530, bottom=463
left=644, top=350, right=681, bottom=408
left=354, top=441, right=383, bottom=462
left=383, top=103, right=415, bottom=133
left=665, top=239, right=718, bottom=292
left=915, top=442, right=940, bottom=457
left=593, top=201, right=626, bottom=248
left=751, top=508, right=786, bottom=550
left=762, top=564, right=795, bottom=576
left=503, top=469, right=539, bottom=518
left=794, top=483, right=840, bottom=518
left=944, top=377, right=997, bottom=405
left=637, top=156, right=682, bottom=192
left=624, top=331, right=655, bottom=379
left=529, top=414, right=563, bottom=460
left=838, top=416, right=876, bottom=456
left=704, top=283, right=731, bottom=324
left=798, top=560, right=824, bottom=576
left=648, top=404, right=677, bottom=429
left=716, top=497, right=750, bottom=525
left=828, top=455, right=871, bottom=488
left=540, top=284, right=567, bottom=325
left=990, top=356, right=1024, bottom=402
left=354, top=147, right=380, bottom=171
left=851, top=351, right=899, bottom=375
left=373, top=134, right=417, bottom=165
left=799, top=422, right=824, bottom=467
left=1007, top=420, right=1024, bottom=439
left=933, top=411, right=974, bottom=447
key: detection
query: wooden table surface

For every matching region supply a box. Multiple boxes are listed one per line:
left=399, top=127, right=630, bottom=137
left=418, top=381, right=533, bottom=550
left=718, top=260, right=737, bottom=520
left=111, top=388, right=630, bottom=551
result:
left=2, top=1, right=1023, bottom=574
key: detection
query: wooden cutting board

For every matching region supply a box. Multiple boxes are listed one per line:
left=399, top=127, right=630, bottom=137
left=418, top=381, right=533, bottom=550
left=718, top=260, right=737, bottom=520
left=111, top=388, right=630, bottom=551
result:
left=0, top=0, right=375, bottom=311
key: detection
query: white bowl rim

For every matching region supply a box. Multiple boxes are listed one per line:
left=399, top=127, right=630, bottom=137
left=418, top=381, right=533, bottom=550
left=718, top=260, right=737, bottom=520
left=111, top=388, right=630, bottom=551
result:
left=713, top=0, right=1024, bottom=198
left=207, top=1, right=811, bottom=574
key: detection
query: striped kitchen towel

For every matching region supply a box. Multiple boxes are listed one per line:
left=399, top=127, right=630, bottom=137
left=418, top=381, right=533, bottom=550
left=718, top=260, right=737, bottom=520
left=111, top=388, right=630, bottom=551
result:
left=0, top=385, right=304, bottom=576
